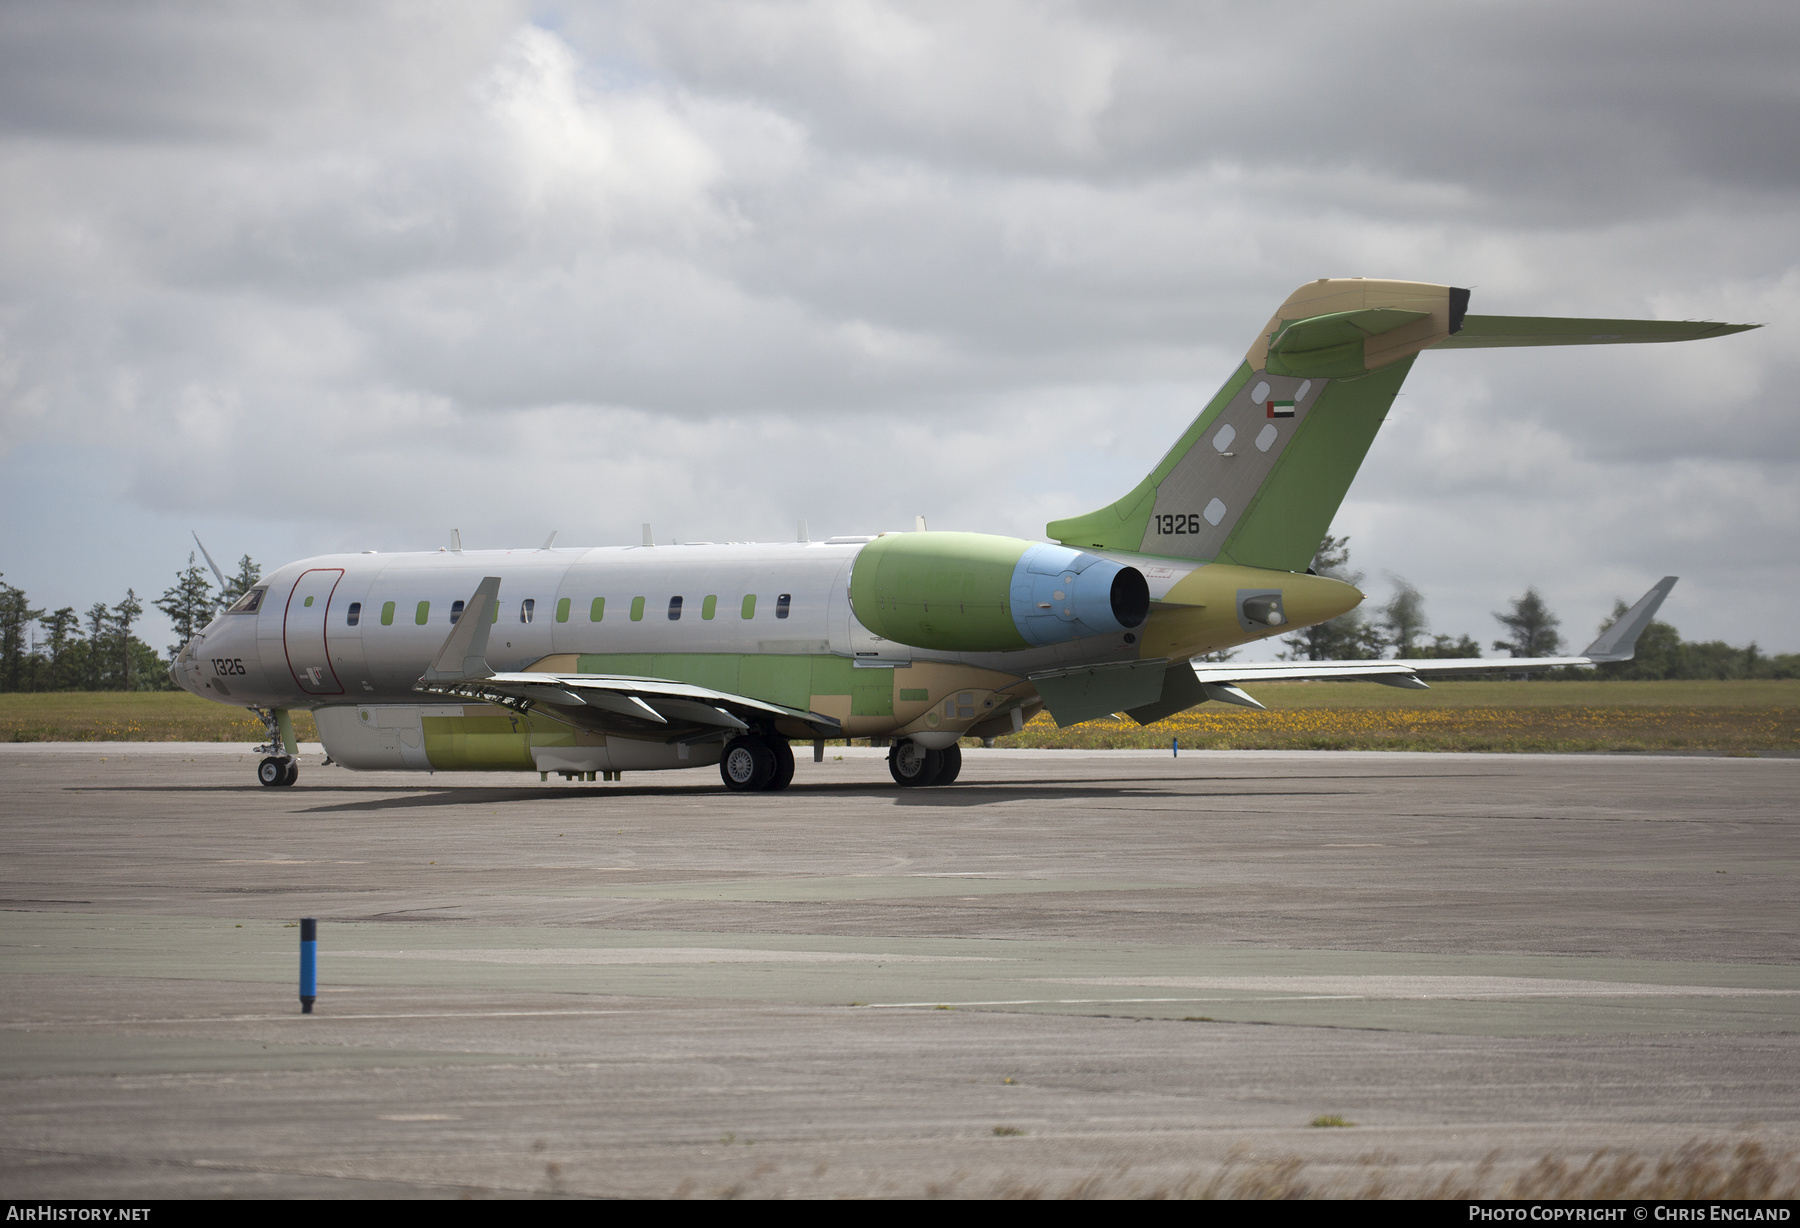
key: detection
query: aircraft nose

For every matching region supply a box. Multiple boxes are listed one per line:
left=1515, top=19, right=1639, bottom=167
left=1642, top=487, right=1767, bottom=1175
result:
left=174, top=617, right=255, bottom=700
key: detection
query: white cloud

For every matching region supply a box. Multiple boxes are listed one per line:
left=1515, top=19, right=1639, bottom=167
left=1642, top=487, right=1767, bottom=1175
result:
left=0, top=0, right=1795, bottom=655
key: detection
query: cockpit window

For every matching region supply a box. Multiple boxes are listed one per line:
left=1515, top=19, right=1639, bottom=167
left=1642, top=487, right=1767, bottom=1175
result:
left=227, top=587, right=265, bottom=614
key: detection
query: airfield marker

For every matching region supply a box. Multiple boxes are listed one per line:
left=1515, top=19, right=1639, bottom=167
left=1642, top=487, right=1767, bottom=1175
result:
left=1172, top=737, right=1178, bottom=758
left=299, top=917, right=317, bottom=1014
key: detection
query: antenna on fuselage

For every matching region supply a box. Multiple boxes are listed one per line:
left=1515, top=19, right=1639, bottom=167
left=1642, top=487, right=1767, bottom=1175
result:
left=915, top=515, right=927, bottom=532
left=642, top=523, right=654, bottom=547
left=797, top=519, right=809, bottom=543
left=451, top=529, right=463, bottom=553
left=191, top=531, right=227, bottom=593
left=540, top=530, right=557, bottom=551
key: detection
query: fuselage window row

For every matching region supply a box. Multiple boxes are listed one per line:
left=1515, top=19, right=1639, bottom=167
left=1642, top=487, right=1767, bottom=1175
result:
left=346, top=594, right=792, bottom=626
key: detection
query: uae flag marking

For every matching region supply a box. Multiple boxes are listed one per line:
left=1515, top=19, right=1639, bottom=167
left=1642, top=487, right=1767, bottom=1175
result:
left=1266, top=399, right=1296, bottom=419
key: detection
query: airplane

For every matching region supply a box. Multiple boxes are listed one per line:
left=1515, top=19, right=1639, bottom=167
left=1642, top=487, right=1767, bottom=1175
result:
left=167, top=278, right=1756, bottom=790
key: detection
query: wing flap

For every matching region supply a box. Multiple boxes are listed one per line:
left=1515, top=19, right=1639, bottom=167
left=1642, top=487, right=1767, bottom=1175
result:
left=415, top=670, right=842, bottom=740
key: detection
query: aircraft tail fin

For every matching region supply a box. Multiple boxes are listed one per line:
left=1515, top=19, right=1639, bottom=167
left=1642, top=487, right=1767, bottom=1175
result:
left=1047, top=280, right=1756, bottom=572
left=1581, top=576, right=1678, bottom=662
left=420, top=576, right=501, bottom=682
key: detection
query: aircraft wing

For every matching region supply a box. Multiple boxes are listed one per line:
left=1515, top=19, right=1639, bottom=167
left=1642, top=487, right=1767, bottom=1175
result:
left=415, top=671, right=844, bottom=741
left=1136, top=577, right=1678, bottom=718
left=411, top=575, right=841, bottom=741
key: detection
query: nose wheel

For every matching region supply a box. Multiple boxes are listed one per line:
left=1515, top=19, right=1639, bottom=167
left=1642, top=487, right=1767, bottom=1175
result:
left=251, top=706, right=300, bottom=787
left=258, top=756, right=298, bottom=787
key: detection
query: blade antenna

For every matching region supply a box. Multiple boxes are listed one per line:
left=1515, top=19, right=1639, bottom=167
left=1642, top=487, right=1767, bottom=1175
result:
left=191, top=531, right=228, bottom=593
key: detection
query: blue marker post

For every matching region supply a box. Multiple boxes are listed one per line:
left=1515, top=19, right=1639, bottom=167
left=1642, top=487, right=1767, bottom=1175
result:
left=1172, top=737, right=1179, bottom=758
left=299, top=917, right=317, bottom=1014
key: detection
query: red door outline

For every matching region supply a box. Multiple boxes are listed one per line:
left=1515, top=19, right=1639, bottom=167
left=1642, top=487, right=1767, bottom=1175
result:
left=283, top=569, right=346, bottom=695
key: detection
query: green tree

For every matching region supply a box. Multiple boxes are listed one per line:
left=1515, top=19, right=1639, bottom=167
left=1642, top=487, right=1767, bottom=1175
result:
left=84, top=602, right=112, bottom=689
left=220, top=554, right=261, bottom=611
left=112, top=590, right=144, bottom=691
left=39, top=607, right=80, bottom=690
left=1381, top=574, right=1429, bottom=658
left=1416, top=633, right=1483, bottom=659
left=1493, top=587, right=1562, bottom=658
left=0, top=576, right=45, bottom=693
left=1280, top=534, right=1384, bottom=660
left=156, top=553, right=216, bottom=661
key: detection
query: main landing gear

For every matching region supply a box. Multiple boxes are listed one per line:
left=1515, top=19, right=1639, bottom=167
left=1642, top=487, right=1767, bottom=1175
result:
left=719, top=733, right=796, bottom=792
left=888, top=738, right=962, bottom=788
left=252, top=706, right=299, bottom=788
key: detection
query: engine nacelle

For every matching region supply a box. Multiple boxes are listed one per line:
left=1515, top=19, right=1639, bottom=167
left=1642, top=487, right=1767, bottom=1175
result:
left=849, top=531, right=1149, bottom=653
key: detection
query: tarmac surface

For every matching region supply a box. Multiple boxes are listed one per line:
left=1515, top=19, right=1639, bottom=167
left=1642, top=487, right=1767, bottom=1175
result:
left=1, top=743, right=1795, bottom=1198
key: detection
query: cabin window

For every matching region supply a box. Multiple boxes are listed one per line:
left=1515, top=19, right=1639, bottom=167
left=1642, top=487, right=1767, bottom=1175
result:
left=415, top=601, right=430, bottom=625
left=630, top=596, right=645, bottom=622
left=346, top=602, right=361, bottom=627
left=556, top=597, right=570, bottom=623
left=668, top=596, right=683, bottom=621
left=776, top=593, right=792, bottom=619
left=590, top=597, right=605, bottom=622
left=741, top=594, right=757, bottom=619
left=380, top=601, right=395, bottom=626
left=450, top=600, right=465, bottom=624
left=520, top=598, right=535, bottom=624
left=227, top=587, right=264, bottom=614
left=701, top=595, right=717, bottom=621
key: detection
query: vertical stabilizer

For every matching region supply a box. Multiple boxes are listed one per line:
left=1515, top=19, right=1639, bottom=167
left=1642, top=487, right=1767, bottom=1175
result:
left=1048, top=279, right=1461, bottom=571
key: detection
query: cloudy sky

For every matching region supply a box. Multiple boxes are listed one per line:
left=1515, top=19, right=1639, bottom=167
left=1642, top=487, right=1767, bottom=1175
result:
left=2, top=0, right=1796, bottom=659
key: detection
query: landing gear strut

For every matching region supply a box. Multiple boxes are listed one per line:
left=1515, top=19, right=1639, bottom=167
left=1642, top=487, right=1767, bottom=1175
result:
left=252, top=707, right=298, bottom=788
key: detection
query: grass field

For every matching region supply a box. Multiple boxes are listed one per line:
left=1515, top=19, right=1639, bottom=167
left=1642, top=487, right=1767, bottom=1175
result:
left=994, top=679, right=1800, bottom=755
left=0, top=692, right=318, bottom=744
left=2, top=681, right=1796, bottom=755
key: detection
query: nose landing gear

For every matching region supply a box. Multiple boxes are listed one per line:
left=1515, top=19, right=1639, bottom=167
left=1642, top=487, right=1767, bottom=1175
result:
left=257, top=756, right=298, bottom=787
left=252, top=706, right=300, bottom=787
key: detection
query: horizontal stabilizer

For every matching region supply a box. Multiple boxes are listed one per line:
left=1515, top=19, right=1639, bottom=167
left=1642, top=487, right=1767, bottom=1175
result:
left=1433, top=316, right=1757, bottom=349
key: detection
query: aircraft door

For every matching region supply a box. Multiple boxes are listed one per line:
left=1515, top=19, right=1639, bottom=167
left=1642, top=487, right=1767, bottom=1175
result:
left=283, top=569, right=346, bottom=695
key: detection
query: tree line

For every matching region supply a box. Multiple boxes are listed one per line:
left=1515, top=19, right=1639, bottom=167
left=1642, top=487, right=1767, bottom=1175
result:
left=0, top=554, right=260, bottom=693
left=1282, top=536, right=1800, bottom=680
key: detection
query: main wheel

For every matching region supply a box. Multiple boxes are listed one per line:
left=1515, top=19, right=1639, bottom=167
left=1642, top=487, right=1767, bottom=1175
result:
left=720, top=736, right=775, bottom=792
left=888, top=739, right=942, bottom=788
left=759, top=736, right=795, bottom=791
left=281, top=759, right=300, bottom=786
left=257, top=757, right=286, bottom=787
left=931, top=743, right=962, bottom=785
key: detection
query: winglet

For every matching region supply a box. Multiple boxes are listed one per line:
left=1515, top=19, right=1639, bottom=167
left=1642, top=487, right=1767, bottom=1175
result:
left=1581, top=577, right=1677, bottom=662
left=421, top=577, right=501, bottom=681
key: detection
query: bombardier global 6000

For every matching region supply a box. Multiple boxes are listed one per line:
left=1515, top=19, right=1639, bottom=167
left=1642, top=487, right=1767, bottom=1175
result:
left=169, top=278, right=1752, bottom=790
